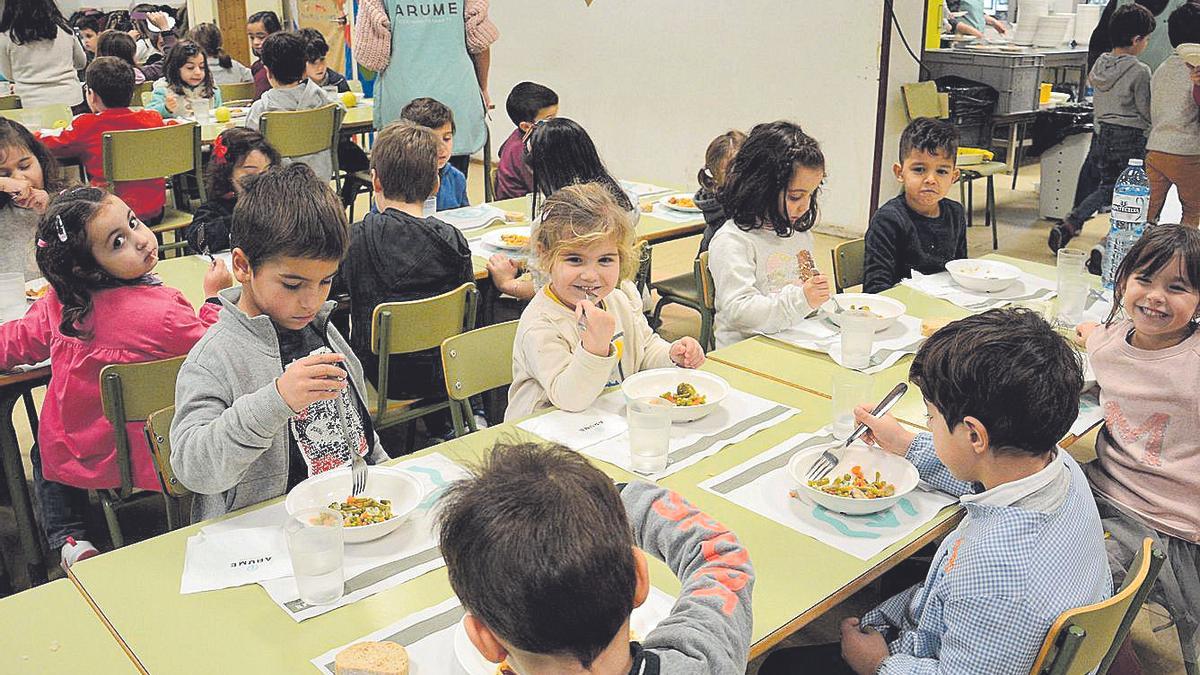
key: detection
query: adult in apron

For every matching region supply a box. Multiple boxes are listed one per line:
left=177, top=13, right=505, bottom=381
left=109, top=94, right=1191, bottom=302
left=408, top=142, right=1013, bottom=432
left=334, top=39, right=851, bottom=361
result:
left=373, top=1, right=487, bottom=176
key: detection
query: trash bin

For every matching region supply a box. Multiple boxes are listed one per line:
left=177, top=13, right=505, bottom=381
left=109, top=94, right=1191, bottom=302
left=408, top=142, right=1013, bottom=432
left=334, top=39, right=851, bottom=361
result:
left=1030, top=102, right=1093, bottom=157
left=1036, top=103, right=1094, bottom=221
left=934, top=76, right=998, bottom=147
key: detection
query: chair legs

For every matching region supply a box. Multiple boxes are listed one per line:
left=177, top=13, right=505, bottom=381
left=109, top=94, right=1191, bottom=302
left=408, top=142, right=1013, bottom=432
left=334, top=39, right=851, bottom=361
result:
left=987, top=175, right=998, bottom=250
left=163, top=494, right=183, bottom=532
left=98, top=490, right=125, bottom=549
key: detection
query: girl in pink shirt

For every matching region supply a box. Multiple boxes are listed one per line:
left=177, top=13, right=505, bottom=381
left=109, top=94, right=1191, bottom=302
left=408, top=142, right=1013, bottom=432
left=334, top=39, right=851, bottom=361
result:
left=0, top=187, right=231, bottom=568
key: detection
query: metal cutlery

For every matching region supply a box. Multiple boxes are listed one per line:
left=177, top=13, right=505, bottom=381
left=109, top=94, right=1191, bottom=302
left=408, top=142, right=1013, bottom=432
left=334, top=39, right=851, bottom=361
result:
left=806, top=382, right=909, bottom=482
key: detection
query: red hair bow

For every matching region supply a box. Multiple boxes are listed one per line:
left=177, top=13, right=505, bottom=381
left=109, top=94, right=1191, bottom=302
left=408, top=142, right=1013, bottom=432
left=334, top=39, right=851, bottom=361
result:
left=212, top=136, right=228, bottom=163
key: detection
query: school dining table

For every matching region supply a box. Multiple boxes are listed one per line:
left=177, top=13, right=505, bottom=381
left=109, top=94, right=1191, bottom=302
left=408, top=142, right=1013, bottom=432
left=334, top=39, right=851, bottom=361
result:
left=199, top=98, right=376, bottom=144
left=0, top=578, right=141, bottom=673
left=65, top=360, right=964, bottom=673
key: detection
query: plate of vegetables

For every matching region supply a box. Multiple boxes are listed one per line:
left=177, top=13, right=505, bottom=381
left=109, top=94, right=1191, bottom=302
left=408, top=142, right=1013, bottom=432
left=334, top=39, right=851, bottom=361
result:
left=286, top=465, right=424, bottom=543
left=620, top=368, right=729, bottom=423
left=786, top=442, right=919, bottom=515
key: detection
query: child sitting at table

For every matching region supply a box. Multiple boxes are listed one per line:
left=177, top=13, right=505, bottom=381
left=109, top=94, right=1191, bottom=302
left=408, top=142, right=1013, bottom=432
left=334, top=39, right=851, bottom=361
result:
left=299, top=28, right=349, bottom=93
left=0, top=118, right=65, bottom=280
left=505, top=182, right=704, bottom=421
left=495, top=81, right=558, bottom=200
left=0, top=186, right=231, bottom=568
left=244, top=31, right=342, bottom=183
left=190, top=22, right=252, bottom=86
left=171, top=163, right=388, bottom=522
left=1074, top=224, right=1200, bottom=670
left=336, top=121, right=472, bottom=438
left=696, top=129, right=747, bottom=253
left=400, top=97, right=469, bottom=211
left=438, top=441, right=754, bottom=674
left=761, top=307, right=1111, bottom=675
left=708, top=120, right=831, bottom=348
left=863, top=116, right=967, bottom=293
left=184, top=127, right=279, bottom=254
left=1145, top=2, right=1200, bottom=228
left=147, top=40, right=223, bottom=120
left=245, top=11, right=282, bottom=101
left=38, top=56, right=168, bottom=224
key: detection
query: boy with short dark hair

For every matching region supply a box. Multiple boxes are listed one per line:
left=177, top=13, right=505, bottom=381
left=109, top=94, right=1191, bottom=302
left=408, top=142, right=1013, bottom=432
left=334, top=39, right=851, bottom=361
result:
left=336, top=122, right=472, bottom=434
left=38, top=56, right=167, bottom=223
left=496, top=81, right=559, bottom=200
left=298, top=27, right=348, bottom=93
left=863, top=117, right=966, bottom=293
left=761, top=308, right=1111, bottom=675
left=400, top=97, right=468, bottom=210
left=1051, top=3, right=1156, bottom=252
left=244, top=31, right=343, bottom=182
left=438, top=442, right=754, bottom=674
left=172, top=163, right=388, bottom=522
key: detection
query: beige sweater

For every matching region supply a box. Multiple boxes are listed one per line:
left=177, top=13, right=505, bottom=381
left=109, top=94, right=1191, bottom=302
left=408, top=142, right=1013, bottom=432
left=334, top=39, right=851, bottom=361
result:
left=506, top=281, right=675, bottom=421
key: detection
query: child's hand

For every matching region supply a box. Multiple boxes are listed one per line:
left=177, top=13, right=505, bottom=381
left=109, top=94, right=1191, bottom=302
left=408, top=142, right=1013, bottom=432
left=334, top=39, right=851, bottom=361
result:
left=147, top=11, right=171, bottom=31
left=202, top=258, right=233, bottom=297
left=669, top=337, right=705, bottom=369
left=276, top=352, right=348, bottom=413
left=486, top=253, right=523, bottom=295
left=0, top=176, right=32, bottom=203
left=576, top=299, right=616, bottom=358
left=853, top=405, right=916, bottom=457
left=1073, top=321, right=1099, bottom=348
left=165, top=92, right=178, bottom=114
left=14, top=187, right=49, bottom=213
left=840, top=617, right=889, bottom=675
left=799, top=272, right=831, bottom=309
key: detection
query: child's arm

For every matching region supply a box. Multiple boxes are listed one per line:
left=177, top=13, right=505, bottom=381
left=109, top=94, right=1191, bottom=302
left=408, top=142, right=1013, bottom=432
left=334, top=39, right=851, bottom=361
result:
left=860, top=583, right=923, bottom=635
left=708, top=234, right=813, bottom=335
left=184, top=201, right=232, bottom=254
left=621, top=283, right=675, bottom=370
left=244, top=101, right=264, bottom=130
left=1134, top=68, right=1152, bottom=130
left=146, top=83, right=173, bottom=117
left=521, top=321, right=616, bottom=412
left=863, top=212, right=904, bottom=294
left=36, top=115, right=86, bottom=157
left=0, top=298, right=54, bottom=370
left=905, top=432, right=977, bottom=497
left=621, top=482, right=754, bottom=673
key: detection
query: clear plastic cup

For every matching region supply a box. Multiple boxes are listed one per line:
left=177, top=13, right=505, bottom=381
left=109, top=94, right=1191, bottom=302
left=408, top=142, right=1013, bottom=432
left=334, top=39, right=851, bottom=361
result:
left=1057, top=248, right=1086, bottom=288
left=628, top=398, right=672, bottom=474
left=831, top=371, right=873, bottom=439
left=0, top=272, right=24, bottom=321
left=1057, top=273, right=1089, bottom=327
left=284, top=507, right=345, bottom=606
left=188, top=97, right=211, bottom=123
left=839, top=310, right=875, bottom=370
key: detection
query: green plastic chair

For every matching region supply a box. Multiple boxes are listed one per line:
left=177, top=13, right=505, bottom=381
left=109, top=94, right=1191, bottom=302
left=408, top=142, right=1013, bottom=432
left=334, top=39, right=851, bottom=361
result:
left=102, top=122, right=205, bottom=258
left=144, top=406, right=189, bottom=531
left=98, top=356, right=186, bottom=548
left=0, top=103, right=71, bottom=128
left=651, top=252, right=715, bottom=353
left=0, top=94, right=21, bottom=110
left=370, top=283, right=479, bottom=442
left=259, top=103, right=343, bottom=183
left=696, top=251, right=716, bottom=352
left=1030, top=537, right=1165, bottom=675
left=216, top=81, right=255, bottom=106
left=832, top=238, right=865, bottom=293
left=131, top=81, right=153, bottom=107
left=440, top=320, right=518, bottom=437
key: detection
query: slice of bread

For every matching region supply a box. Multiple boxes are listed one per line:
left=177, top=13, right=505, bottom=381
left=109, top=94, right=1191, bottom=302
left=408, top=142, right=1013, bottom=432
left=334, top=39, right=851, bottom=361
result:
left=334, top=641, right=409, bottom=675
left=921, top=317, right=953, bottom=338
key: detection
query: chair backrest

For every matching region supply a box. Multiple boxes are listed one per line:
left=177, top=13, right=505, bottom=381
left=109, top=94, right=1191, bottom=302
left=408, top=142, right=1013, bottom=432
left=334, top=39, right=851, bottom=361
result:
left=0, top=104, right=72, bottom=128
left=441, top=320, right=518, bottom=402
left=901, top=81, right=944, bottom=121
left=217, top=81, right=255, bottom=104
left=99, top=356, right=187, bottom=496
left=132, top=81, right=153, bottom=106
left=1030, top=538, right=1165, bottom=675
left=259, top=103, right=341, bottom=159
left=832, top=238, right=866, bottom=293
left=144, top=406, right=190, bottom=499
left=102, top=122, right=206, bottom=202
left=697, top=250, right=715, bottom=311
left=0, top=94, right=21, bottom=110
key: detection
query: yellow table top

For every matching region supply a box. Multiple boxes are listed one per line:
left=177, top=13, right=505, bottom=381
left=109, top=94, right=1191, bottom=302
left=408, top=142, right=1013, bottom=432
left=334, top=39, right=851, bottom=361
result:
left=68, top=360, right=961, bottom=672
left=201, top=100, right=375, bottom=143
left=0, top=579, right=140, bottom=674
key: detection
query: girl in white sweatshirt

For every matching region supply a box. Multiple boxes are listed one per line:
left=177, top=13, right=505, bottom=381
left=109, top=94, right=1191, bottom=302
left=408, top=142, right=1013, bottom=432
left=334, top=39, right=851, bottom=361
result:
left=708, top=121, right=831, bottom=348
left=505, top=183, right=705, bottom=421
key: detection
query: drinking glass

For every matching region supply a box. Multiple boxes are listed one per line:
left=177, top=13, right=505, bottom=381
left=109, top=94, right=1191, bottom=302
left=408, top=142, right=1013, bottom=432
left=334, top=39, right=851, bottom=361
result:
left=284, top=507, right=345, bottom=605
left=839, top=310, right=875, bottom=370
left=1057, top=248, right=1086, bottom=288
left=188, top=97, right=211, bottom=123
left=0, top=272, right=24, bottom=322
left=831, top=371, right=873, bottom=439
left=1057, top=273, right=1089, bottom=327
left=627, top=398, right=672, bottom=474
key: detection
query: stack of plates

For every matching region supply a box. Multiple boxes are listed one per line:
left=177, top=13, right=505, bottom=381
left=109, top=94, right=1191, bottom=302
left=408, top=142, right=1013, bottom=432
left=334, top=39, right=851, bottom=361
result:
left=1075, top=4, right=1102, bottom=45
left=1035, top=14, right=1072, bottom=47
left=1049, top=0, right=1076, bottom=14
left=1013, top=18, right=1039, bottom=45
left=1020, top=0, right=1050, bottom=22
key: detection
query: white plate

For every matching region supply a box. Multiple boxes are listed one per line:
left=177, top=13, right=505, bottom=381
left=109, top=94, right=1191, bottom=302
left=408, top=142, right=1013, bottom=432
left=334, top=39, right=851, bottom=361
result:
left=658, top=193, right=701, bottom=214
left=621, top=368, right=730, bottom=423
left=24, top=277, right=48, bottom=303
left=481, top=226, right=532, bottom=251
left=945, top=259, right=1021, bottom=293
left=285, top=466, right=424, bottom=544
left=786, top=442, right=919, bottom=516
left=821, top=293, right=906, bottom=333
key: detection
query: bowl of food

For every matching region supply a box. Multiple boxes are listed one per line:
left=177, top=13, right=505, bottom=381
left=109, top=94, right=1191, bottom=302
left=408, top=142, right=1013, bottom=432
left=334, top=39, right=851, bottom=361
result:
left=620, top=368, right=729, bottom=423
left=285, top=465, right=424, bottom=543
left=945, top=259, right=1021, bottom=293
left=482, top=226, right=532, bottom=251
left=659, top=193, right=701, bottom=213
left=821, top=293, right=906, bottom=333
left=786, top=442, right=919, bottom=515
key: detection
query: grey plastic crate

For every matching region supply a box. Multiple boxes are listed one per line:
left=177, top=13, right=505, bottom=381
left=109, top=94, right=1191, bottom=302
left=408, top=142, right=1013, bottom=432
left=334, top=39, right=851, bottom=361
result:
left=923, top=49, right=1044, bottom=114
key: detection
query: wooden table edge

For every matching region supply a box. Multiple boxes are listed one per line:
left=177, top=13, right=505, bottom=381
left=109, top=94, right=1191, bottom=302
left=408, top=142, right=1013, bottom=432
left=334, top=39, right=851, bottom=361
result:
left=66, top=567, right=149, bottom=674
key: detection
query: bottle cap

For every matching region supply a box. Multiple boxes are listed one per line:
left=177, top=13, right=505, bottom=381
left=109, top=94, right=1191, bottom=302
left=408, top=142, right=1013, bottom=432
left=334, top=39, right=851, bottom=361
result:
left=1129, top=159, right=1143, bottom=166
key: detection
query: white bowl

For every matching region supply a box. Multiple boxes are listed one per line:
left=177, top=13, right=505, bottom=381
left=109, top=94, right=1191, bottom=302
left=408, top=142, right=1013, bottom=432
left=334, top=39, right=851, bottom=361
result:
left=821, top=293, right=906, bottom=333
left=285, top=466, right=424, bottom=543
left=786, top=442, right=919, bottom=515
left=620, top=368, right=729, bottom=423
left=945, top=258, right=1021, bottom=293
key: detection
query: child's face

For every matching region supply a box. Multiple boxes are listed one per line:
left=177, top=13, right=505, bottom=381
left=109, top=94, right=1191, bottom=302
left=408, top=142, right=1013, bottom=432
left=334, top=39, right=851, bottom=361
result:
left=431, top=122, right=454, bottom=168
left=925, top=400, right=982, bottom=483
left=80, top=29, right=98, bottom=54
left=0, top=143, right=45, bottom=190
left=517, top=104, right=559, bottom=134
left=180, top=53, right=207, bottom=88
left=305, top=57, right=328, bottom=85
left=781, top=165, right=824, bottom=225
left=247, top=22, right=270, bottom=56
left=894, top=149, right=958, bottom=213
left=232, top=253, right=339, bottom=330
left=1122, top=256, right=1200, bottom=346
left=86, top=195, right=159, bottom=280
left=231, top=150, right=272, bottom=195
left=546, top=236, right=621, bottom=309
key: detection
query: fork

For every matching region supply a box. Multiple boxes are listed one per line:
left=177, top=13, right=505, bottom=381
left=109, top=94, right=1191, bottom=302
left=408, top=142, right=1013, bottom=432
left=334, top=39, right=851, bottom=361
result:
left=336, top=392, right=368, bottom=497
left=806, top=382, right=909, bottom=482
left=577, top=290, right=597, bottom=333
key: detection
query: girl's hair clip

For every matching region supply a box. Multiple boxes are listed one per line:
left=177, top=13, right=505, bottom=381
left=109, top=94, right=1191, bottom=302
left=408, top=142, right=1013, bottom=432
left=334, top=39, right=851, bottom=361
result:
left=36, top=238, right=49, bottom=248
left=54, top=215, right=69, bottom=242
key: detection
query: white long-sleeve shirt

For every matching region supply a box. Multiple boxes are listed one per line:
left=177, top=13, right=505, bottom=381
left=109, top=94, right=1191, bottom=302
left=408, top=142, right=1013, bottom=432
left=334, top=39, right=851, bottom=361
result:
left=0, top=27, right=86, bottom=108
left=708, top=222, right=817, bottom=348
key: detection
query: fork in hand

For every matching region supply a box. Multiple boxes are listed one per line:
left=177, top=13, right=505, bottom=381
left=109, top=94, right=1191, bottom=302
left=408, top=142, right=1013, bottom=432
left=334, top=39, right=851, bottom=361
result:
left=806, top=382, right=909, bottom=482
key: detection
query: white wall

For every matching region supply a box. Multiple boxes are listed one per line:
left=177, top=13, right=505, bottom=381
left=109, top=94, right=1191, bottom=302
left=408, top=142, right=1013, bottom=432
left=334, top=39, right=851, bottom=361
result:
left=486, top=0, right=924, bottom=236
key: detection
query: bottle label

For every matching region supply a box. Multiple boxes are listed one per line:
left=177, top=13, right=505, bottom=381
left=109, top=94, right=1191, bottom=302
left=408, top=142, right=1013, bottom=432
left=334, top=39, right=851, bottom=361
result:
left=1111, top=188, right=1149, bottom=224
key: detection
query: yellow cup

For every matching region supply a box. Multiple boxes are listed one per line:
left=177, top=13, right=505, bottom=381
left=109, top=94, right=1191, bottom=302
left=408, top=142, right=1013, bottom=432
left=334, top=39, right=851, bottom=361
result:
left=1040, top=83, right=1053, bottom=104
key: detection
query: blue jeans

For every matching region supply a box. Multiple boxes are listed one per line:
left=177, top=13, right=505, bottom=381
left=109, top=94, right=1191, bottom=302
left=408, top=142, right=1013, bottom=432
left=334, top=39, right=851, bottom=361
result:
left=30, top=445, right=89, bottom=550
left=1066, top=123, right=1147, bottom=231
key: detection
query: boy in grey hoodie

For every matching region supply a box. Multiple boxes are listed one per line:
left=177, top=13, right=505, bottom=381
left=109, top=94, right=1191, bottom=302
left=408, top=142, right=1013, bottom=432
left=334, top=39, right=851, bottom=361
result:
left=438, top=442, right=754, bottom=675
left=171, top=164, right=387, bottom=522
left=1050, top=3, right=1156, bottom=253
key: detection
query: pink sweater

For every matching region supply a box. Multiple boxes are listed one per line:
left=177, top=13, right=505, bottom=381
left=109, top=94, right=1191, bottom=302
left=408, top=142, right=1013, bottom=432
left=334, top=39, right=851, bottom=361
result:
left=1086, top=320, right=1200, bottom=543
left=0, top=283, right=219, bottom=491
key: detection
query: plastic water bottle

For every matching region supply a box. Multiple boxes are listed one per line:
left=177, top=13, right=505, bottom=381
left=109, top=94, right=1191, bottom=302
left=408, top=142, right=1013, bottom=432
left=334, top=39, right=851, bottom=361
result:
left=1101, top=159, right=1150, bottom=290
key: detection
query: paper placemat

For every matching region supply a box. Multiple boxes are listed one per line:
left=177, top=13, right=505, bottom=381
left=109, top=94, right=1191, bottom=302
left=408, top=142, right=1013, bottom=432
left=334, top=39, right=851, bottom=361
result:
left=769, top=314, right=925, bottom=374
left=180, top=525, right=292, bottom=594
left=1070, top=390, right=1104, bottom=438
left=698, top=428, right=957, bottom=560
left=619, top=179, right=674, bottom=199
left=468, top=237, right=529, bottom=265
left=310, top=588, right=677, bottom=674
left=438, top=204, right=506, bottom=232
left=647, top=202, right=704, bottom=224
left=517, top=387, right=799, bottom=480
left=903, top=270, right=1056, bottom=311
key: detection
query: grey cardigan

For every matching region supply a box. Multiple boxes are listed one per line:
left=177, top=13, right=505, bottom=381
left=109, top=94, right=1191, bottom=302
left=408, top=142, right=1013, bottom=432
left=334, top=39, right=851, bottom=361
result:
left=171, top=287, right=388, bottom=522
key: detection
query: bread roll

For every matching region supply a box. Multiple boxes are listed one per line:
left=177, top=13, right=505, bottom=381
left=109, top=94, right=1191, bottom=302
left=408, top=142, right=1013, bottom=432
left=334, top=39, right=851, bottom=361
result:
left=334, top=641, right=409, bottom=675
left=921, top=317, right=953, bottom=338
